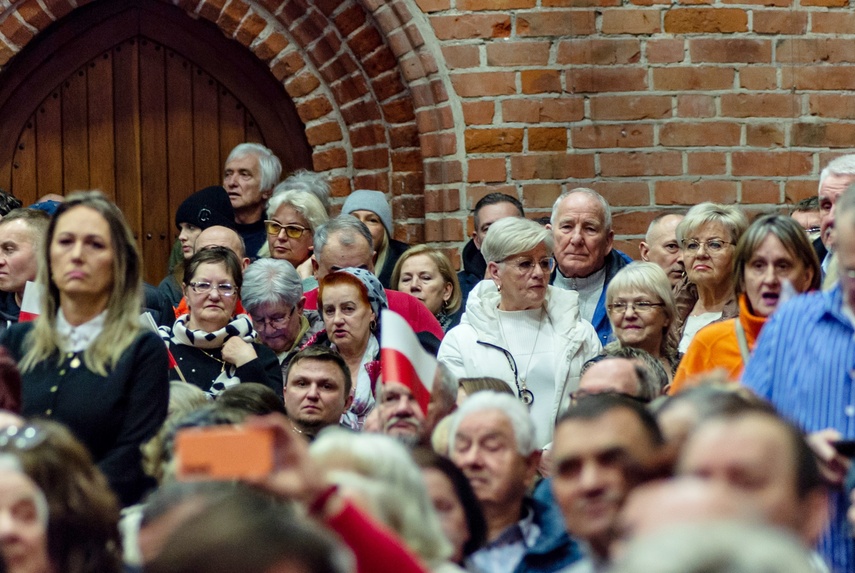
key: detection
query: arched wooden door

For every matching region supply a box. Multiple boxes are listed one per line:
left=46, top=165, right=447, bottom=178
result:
left=0, top=0, right=313, bottom=283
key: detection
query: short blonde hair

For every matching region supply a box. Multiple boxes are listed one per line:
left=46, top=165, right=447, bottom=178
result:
left=481, top=217, right=553, bottom=264
left=266, top=189, right=328, bottom=231
left=606, top=262, right=679, bottom=361
left=390, top=245, right=463, bottom=314
left=676, top=203, right=748, bottom=246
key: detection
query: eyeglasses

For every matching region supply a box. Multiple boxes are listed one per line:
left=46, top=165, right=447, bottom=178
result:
left=0, top=425, right=46, bottom=451
left=188, top=282, right=237, bottom=297
left=682, top=239, right=732, bottom=253
left=607, top=301, right=665, bottom=315
left=251, top=306, right=295, bottom=331
left=501, top=257, right=555, bottom=275
left=264, top=220, right=310, bottom=239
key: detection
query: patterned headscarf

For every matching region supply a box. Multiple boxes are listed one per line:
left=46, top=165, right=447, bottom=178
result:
left=338, top=267, right=388, bottom=317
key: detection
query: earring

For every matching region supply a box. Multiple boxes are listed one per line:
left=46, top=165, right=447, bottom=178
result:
left=369, top=319, right=377, bottom=331
left=497, top=284, right=502, bottom=293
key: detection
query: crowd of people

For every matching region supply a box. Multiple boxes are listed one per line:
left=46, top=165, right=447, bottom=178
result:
left=0, top=142, right=850, bottom=573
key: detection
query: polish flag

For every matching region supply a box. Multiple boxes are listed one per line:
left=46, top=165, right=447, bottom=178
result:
left=18, top=281, right=43, bottom=322
left=381, top=309, right=437, bottom=414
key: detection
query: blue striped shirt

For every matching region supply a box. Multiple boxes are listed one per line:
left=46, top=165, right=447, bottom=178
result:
left=742, top=284, right=855, bottom=573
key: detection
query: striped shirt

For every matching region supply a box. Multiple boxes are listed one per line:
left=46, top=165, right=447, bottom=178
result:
left=742, top=284, right=855, bottom=573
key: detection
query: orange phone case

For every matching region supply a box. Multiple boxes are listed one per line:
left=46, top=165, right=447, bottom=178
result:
left=175, top=425, right=275, bottom=481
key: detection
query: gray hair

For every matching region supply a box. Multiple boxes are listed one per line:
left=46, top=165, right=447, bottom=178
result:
left=481, top=217, right=554, bottom=264
left=226, top=143, right=282, bottom=193
left=675, top=202, right=748, bottom=245
left=277, top=169, right=331, bottom=213
left=600, top=346, right=667, bottom=400
left=0, top=454, right=49, bottom=526
left=433, top=363, right=458, bottom=415
left=449, top=391, right=536, bottom=456
left=551, top=188, right=613, bottom=232
left=606, top=262, right=679, bottom=362
left=838, top=181, right=855, bottom=223
left=266, top=189, right=329, bottom=231
left=611, top=521, right=816, bottom=573
left=313, top=215, right=374, bottom=259
left=818, top=154, right=855, bottom=195
left=310, top=430, right=452, bottom=566
left=241, top=258, right=303, bottom=312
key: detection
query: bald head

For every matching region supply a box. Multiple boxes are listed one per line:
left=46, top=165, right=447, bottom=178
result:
left=194, top=226, right=249, bottom=269
left=577, top=358, right=642, bottom=400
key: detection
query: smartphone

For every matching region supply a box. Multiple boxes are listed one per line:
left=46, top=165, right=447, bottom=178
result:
left=832, top=440, right=855, bottom=458
left=175, top=425, right=275, bottom=481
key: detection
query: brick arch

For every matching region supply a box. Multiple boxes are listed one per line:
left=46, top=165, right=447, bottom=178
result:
left=0, top=0, right=461, bottom=242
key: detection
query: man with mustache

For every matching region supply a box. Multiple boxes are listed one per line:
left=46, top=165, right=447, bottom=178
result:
left=376, top=363, right=457, bottom=448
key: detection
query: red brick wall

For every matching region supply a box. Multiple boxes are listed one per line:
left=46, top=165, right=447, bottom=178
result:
left=1, top=0, right=853, bottom=260
left=419, top=0, right=855, bottom=257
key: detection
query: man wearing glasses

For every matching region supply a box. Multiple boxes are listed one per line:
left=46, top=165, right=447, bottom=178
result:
left=742, top=183, right=855, bottom=573
left=548, top=189, right=633, bottom=346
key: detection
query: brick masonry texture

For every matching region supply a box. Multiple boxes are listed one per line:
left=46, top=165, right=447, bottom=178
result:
left=2, top=0, right=855, bottom=256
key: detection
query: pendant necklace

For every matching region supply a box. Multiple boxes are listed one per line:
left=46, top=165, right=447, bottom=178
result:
left=498, top=308, right=545, bottom=407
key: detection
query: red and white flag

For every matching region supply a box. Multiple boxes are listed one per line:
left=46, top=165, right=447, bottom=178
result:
left=380, top=309, right=437, bottom=414
left=18, top=281, right=43, bottom=322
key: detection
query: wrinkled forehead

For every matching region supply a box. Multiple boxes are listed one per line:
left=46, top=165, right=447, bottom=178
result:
left=558, top=193, right=607, bottom=223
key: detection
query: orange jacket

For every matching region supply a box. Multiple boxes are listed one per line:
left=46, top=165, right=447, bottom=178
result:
left=670, top=295, right=767, bottom=394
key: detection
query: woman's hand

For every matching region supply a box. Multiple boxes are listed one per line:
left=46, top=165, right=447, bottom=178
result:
left=221, top=337, right=258, bottom=368
left=245, top=414, right=343, bottom=518
left=807, top=429, right=851, bottom=486
left=295, top=257, right=314, bottom=280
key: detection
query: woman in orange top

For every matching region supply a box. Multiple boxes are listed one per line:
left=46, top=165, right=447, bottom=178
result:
left=671, top=214, right=821, bottom=393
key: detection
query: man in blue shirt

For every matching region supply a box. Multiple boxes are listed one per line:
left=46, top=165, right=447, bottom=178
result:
left=742, top=182, right=855, bottom=573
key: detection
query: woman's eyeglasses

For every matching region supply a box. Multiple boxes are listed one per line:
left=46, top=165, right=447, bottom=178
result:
left=0, top=425, right=46, bottom=451
left=682, top=239, right=732, bottom=253
left=264, top=220, right=310, bottom=239
left=502, top=257, right=555, bottom=275
left=607, top=301, right=664, bottom=315
left=251, top=307, right=295, bottom=331
left=188, top=282, right=237, bottom=297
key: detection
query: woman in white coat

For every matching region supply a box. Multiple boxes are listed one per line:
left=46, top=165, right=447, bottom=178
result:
left=438, top=217, right=601, bottom=447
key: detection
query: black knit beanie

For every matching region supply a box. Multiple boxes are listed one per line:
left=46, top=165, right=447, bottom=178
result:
left=175, top=186, right=236, bottom=230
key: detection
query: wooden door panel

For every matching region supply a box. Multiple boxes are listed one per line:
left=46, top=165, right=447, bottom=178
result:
left=165, top=51, right=194, bottom=234
left=218, top=90, right=248, bottom=169
left=0, top=0, right=313, bottom=283
left=61, top=70, right=90, bottom=193
left=112, top=40, right=143, bottom=239
left=87, top=53, right=116, bottom=200
left=34, top=93, right=63, bottom=202
left=191, top=70, right=220, bottom=194
left=11, top=121, right=36, bottom=199
left=139, top=40, right=170, bottom=277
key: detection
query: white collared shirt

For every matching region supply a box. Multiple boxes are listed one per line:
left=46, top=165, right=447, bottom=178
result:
left=56, top=309, right=107, bottom=352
